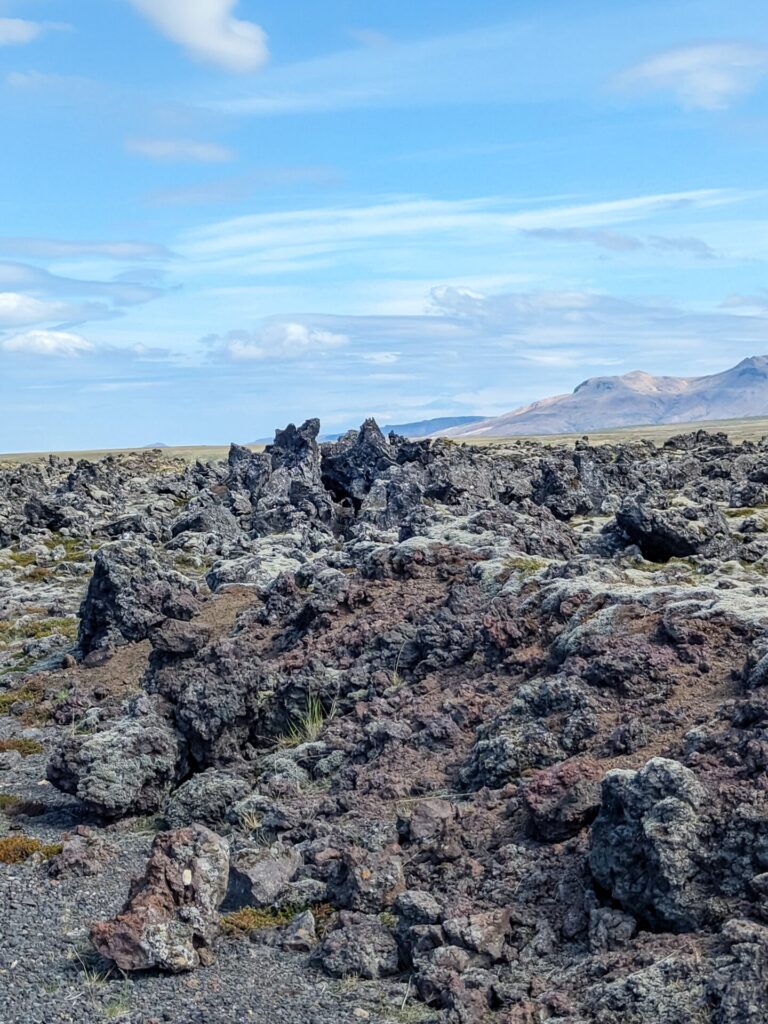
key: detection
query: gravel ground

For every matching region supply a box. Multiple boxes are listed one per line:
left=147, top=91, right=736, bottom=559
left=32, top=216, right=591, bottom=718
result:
left=0, top=753, right=430, bottom=1024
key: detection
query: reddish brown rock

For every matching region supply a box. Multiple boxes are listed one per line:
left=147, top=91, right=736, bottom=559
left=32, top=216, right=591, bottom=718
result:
left=90, top=825, right=229, bottom=972
left=522, top=758, right=604, bottom=841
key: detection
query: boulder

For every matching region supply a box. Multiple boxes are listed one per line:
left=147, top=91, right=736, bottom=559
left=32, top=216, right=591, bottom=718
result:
left=78, top=542, right=198, bottom=654
left=165, top=770, right=252, bottom=830
left=615, top=498, right=734, bottom=562
left=47, top=695, right=186, bottom=817
left=315, top=911, right=400, bottom=979
left=48, top=826, right=116, bottom=878
left=589, top=758, right=709, bottom=931
left=522, top=758, right=604, bottom=841
left=228, top=843, right=302, bottom=908
left=90, top=825, right=229, bottom=972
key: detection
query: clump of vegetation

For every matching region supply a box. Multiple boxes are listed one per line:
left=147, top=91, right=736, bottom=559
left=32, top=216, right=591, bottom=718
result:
left=281, top=695, right=333, bottom=747
left=504, top=555, right=549, bottom=576
left=221, top=904, right=305, bottom=935
left=28, top=566, right=54, bottom=580
left=0, top=738, right=43, bottom=756
left=0, top=687, right=37, bottom=713
left=313, top=902, right=337, bottom=938
left=0, top=657, right=35, bottom=679
left=0, top=835, right=61, bottom=863
left=45, top=533, right=90, bottom=563
left=7, top=550, right=37, bottom=567
left=0, top=616, right=77, bottom=646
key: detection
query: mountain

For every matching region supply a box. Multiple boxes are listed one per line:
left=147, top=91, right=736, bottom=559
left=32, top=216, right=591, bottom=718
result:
left=382, top=415, right=485, bottom=437
left=441, top=356, right=768, bottom=438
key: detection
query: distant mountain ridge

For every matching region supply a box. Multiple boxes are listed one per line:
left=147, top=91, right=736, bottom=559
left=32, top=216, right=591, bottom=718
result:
left=441, top=356, right=768, bottom=437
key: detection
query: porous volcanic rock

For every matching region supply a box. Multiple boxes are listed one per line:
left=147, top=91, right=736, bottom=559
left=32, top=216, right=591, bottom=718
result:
left=78, top=542, right=199, bottom=654
left=90, top=825, right=230, bottom=971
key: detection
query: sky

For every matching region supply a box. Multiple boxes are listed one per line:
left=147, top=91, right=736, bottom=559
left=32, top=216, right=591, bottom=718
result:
left=1, top=0, right=768, bottom=451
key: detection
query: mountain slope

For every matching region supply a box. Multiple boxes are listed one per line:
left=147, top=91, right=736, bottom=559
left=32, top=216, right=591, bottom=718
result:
left=442, top=356, right=768, bottom=437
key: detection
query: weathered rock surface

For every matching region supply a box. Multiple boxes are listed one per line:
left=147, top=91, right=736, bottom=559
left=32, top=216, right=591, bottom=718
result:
left=90, top=825, right=229, bottom=972
left=46, top=695, right=186, bottom=816
left=589, top=758, right=709, bottom=931
left=78, top=542, right=199, bottom=654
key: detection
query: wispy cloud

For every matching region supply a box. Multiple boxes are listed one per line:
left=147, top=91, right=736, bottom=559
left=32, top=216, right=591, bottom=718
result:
left=0, top=18, right=61, bottom=46
left=0, top=329, right=94, bottom=357
left=126, top=138, right=236, bottom=164
left=615, top=43, right=768, bottom=110
left=127, top=0, right=268, bottom=73
left=0, top=293, right=96, bottom=329
left=0, top=238, right=173, bottom=261
left=524, top=227, right=644, bottom=251
left=208, top=19, right=598, bottom=116
left=525, top=226, right=717, bottom=258
left=0, top=262, right=164, bottom=308
left=361, top=352, right=400, bottom=365
left=179, top=190, right=737, bottom=274
left=207, top=322, right=348, bottom=362
left=649, top=235, right=716, bottom=258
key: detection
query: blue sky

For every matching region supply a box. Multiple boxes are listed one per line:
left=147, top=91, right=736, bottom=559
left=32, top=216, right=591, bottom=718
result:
left=1, top=0, right=768, bottom=450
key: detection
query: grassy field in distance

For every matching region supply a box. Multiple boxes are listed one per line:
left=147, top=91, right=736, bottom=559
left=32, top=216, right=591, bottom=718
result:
left=461, top=415, right=768, bottom=449
left=2, top=415, right=768, bottom=464
left=0, top=444, right=264, bottom=466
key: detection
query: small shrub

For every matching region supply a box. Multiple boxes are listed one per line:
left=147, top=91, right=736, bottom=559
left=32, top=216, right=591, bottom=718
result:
left=5, top=798, right=48, bottom=817
left=27, top=566, right=51, bottom=580
left=313, top=902, right=337, bottom=938
left=504, top=555, right=548, bottom=576
left=0, top=616, right=77, bottom=646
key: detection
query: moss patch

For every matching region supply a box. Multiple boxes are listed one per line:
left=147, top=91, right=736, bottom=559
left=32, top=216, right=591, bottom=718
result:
left=221, top=905, right=305, bottom=935
left=0, top=616, right=78, bottom=646
left=7, top=551, right=37, bottom=567
left=0, top=738, right=43, bottom=756
left=0, top=687, right=37, bottom=713
left=0, top=835, right=61, bottom=863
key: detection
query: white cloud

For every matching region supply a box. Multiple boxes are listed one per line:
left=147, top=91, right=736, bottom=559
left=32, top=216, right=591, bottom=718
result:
left=126, top=138, right=236, bottom=164
left=616, top=44, right=768, bottom=111
left=128, top=0, right=268, bottom=73
left=216, top=322, right=348, bottom=361
left=362, top=352, right=400, bottom=364
left=0, top=293, right=80, bottom=328
left=1, top=329, right=94, bottom=357
left=0, top=18, right=43, bottom=46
